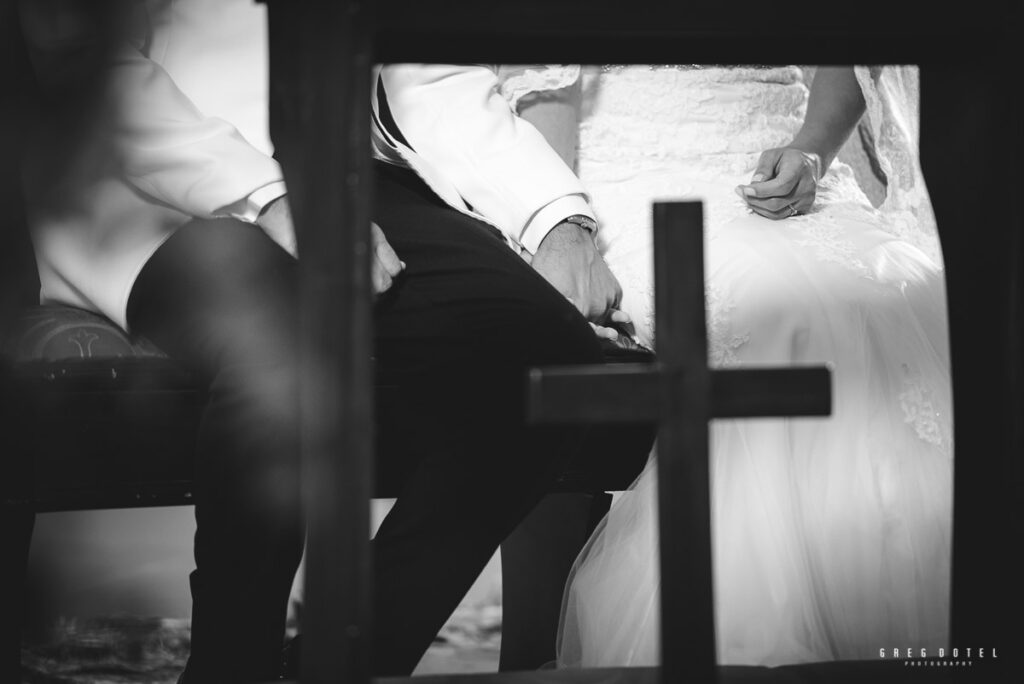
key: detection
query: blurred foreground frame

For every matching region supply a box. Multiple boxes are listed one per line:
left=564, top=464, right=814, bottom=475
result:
left=3, top=0, right=1022, bottom=683
left=268, top=1, right=1023, bottom=682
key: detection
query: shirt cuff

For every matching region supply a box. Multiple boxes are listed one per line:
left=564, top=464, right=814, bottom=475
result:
left=519, top=194, right=597, bottom=254
left=214, top=181, right=289, bottom=223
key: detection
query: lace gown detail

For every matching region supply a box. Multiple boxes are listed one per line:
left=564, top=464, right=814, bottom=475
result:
left=854, top=66, right=943, bottom=265
left=537, top=66, right=953, bottom=667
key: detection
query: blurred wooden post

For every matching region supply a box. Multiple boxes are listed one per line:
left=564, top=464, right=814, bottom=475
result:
left=265, top=2, right=374, bottom=683
left=529, top=202, right=831, bottom=683
left=921, top=61, right=1024, bottom=664
left=1, top=2, right=38, bottom=679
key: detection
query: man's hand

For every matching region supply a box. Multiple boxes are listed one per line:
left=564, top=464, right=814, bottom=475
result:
left=736, top=147, right=822, bottom=220
left=257, top=197, right=403, bottom=295
left=371, top=222, right=404, bottom=296
left=256, top=195, right=298, bottom=257
left=531, top=222, right=627, bottom=338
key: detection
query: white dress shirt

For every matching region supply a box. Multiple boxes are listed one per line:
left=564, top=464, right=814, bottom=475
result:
left=372, top=64, right=596, bottom=254
left=25, top=0, right=596, bottom=331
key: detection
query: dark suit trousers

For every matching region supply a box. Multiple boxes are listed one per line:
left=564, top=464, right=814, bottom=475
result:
left=127, top=161, right=652, bottom=681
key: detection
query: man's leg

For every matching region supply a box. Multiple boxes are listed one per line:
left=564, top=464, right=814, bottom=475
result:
left=499, top=385, right=655, bottom=669
left=499, top=491, right=612, bottom=670
left=370, top=162, right=653, bottom=675
left=128, top=219, right=304, bottom=683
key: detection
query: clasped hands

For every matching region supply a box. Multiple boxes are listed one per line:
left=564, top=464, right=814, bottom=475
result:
left=529, top=222, right=630, bottom=342
left=261, top=197, right=625, bottom=339
left=736, top=146, right=823, bottom=220
left=373, top=220, right=628, bottom=341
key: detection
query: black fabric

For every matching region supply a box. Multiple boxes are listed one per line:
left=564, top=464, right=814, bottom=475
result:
left=370, top=162, right=654, bottom=675
left=375, top=75, right=412, bottom=150
left=919, top=64, right=1024, bottom=668
left=127, top=161, right=654, bottom=681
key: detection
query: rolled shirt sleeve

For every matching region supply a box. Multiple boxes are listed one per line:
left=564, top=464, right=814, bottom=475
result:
left=110, top=46, right=284, bottom=218
left=378, top=64, right=596, bottom=252
left=520, top=194, right=596, bottom=254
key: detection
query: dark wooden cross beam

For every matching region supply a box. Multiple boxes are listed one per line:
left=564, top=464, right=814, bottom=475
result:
left=528, top=202, right=832, bottom=684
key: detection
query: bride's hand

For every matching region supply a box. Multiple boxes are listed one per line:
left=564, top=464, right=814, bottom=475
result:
left=736, top=147, right=822, bottom=220
left=590, top=309, right=634, bottom=343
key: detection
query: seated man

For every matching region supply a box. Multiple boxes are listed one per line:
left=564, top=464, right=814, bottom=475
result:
left=20, top=1, right=654, bottom=681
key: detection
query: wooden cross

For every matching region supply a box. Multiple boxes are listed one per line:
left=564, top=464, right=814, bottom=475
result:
left=527, top=201, right=832, bottom=684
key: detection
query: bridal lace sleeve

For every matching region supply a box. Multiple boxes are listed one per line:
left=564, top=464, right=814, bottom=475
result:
left=497, top=65, right=582, bottom=111
left=854, top=66, right=944, bottom=267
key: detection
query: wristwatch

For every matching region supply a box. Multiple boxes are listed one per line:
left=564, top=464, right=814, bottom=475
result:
left=559, top=214, right=599, bottom=234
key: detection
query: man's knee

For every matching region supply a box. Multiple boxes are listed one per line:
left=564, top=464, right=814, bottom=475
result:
left=130, top=218, right=298, bottom=373
left=499, top=281, right=605, bottom=369
left=174, top=218, right=296, bottom=301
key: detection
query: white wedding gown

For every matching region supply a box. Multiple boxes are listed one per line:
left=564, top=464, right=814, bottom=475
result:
left=508, top=66, right=953, bottom=667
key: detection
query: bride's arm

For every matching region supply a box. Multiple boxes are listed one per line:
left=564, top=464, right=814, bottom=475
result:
left=515, top=80, right=583, bottom=170
left=791, top=66, right=866, bottom=172
left=740, top=66, right=865, bottom=219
